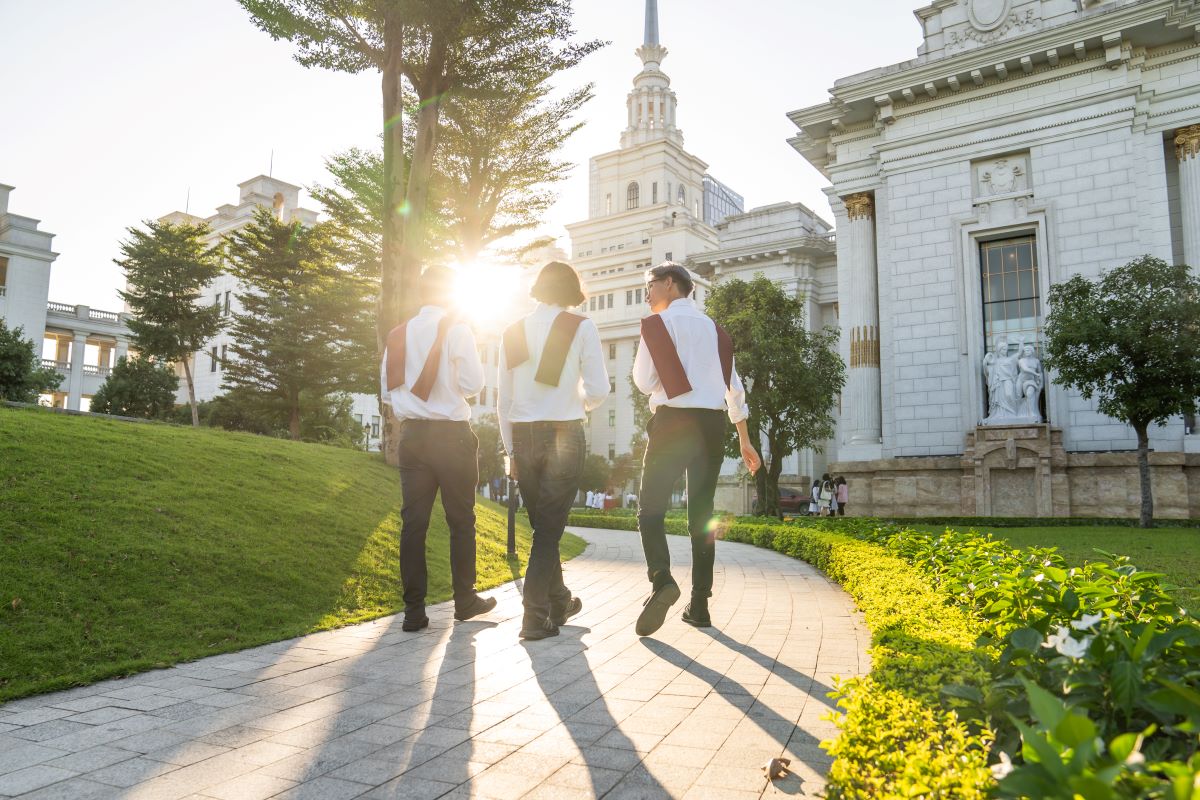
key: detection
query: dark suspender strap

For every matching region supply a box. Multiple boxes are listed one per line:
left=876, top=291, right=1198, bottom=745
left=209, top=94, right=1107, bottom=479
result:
left=640, top=314, right=692, bottom=399
left=410, top=315, right=454, bottom=402
left=715, top=322, right=733, bottom=388
left=534, top=312, right=585, bottom=387
left=502, top=321, right=529, bottom=370
left=384, top=320, right=409, bottom=392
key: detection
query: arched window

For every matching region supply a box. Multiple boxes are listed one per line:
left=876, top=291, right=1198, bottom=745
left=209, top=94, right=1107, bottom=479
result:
left=627, top=182, right=640, bottom=210
left=677, top=184, right=686, bottom=205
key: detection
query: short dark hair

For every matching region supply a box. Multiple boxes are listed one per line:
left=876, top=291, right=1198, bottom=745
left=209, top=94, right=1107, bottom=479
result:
left=644, top=261, right=694, bottom=296
left=419, top=265, right=455, bottom=306
left=530, top=261, right=586, bottom=307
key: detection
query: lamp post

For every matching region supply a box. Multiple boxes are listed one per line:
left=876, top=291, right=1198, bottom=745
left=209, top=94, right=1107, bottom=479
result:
left=503, top=453, right=517, bottom=557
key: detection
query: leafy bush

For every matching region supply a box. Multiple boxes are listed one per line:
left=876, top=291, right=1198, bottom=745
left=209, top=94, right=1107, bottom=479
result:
left=91, top=356, right=179, bottom=419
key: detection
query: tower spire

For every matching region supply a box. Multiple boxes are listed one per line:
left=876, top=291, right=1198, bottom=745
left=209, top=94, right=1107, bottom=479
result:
left=644, top=0, right=659, bottom=46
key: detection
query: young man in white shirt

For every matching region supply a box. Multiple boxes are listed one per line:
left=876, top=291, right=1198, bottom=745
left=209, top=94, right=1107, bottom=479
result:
left=381, top=266, right=498, bottom=632
left=632, top=262, right=761, bottom=636
left=498, top=262, right=609, bottom=640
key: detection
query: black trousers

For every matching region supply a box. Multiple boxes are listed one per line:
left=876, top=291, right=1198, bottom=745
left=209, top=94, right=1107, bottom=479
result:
left=637, top=407, right=726, bottom=599
left=513, top=420, right=584, bottom=622
left=397, top=419, right=479, bottom=615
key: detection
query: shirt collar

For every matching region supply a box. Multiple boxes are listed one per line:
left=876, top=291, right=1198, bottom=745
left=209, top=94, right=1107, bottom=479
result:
left=535, top=302, right=568, bottom=315
left=418, top=305, right=444, bottom=317
left=666, top=297, right=697, bottom=313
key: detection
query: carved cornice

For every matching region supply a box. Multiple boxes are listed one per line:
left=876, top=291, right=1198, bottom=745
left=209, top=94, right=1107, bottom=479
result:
left=1176, top=124, right=1200, bottom=160
left=844, top=193, right=875, bottom=221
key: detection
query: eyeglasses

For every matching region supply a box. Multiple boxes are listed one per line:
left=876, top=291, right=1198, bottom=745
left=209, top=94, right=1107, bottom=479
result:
left=645, top=278, right=664, bottom=291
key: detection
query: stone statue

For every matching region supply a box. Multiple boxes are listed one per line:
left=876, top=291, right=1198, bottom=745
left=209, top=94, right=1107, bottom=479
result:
left=983, top=336, right=1043, bottom=424
left=1017, top=344, right=1044, bottom=422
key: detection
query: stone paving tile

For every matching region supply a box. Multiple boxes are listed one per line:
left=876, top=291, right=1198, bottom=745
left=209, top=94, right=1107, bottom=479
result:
left=0, top=528, right=868, bottom=799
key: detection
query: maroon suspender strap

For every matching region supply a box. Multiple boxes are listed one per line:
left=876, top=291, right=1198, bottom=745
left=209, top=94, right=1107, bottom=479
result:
left=640, top=314, right=693, bottom=399
left=410, top=316, right=454, bottom=402
left=534, top=312, right=585, bottom=387
left=502, top=321, right=529, bottom=370
left=384, top=321, right=409, bottom=393
left=715, top=322, right=734, bottom=388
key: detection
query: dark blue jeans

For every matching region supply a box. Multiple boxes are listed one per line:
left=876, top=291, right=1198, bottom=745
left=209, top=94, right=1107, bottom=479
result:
left=513, top=420, right=585, bottom=623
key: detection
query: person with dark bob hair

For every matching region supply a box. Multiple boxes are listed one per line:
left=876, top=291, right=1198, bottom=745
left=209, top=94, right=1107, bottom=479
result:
left=529, top=260, right=587, bottom=308
left=498, top=260, right=608, bottom=640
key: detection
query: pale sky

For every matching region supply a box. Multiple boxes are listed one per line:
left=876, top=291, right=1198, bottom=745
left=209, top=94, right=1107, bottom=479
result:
left=0, top=0, right=923, bottom=311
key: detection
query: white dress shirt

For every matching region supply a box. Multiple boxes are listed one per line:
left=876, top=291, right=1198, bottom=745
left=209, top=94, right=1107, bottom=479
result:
left=379, top=305, right=484, bottom=421
left=632, top=297, right=749, bottom=424
left=497, top=303, right=609, bottom=452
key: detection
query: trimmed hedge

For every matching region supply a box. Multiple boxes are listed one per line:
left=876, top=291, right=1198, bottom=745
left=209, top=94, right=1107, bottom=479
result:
left=572, top=514, right=1200, bottom=797
left=567, top=512, right=691, bottom=535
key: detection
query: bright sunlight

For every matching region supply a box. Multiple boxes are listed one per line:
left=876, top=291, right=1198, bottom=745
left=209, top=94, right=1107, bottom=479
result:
left=451, top=261, right=529, bottom=329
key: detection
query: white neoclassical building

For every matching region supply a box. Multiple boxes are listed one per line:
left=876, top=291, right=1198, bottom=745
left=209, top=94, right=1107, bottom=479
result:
left=0, top=183, right=134, bottom=412
left=565, top=1, right=840, bottom=507
left=790, top=0, right=1200, bottom=517
left=159, top=176, right=384, bottom=449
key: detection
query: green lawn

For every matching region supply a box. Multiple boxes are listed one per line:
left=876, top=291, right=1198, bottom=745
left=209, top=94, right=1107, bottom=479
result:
left=0, top=406, right=584, bottom=702
left=911, top=523, right=1200, bottom=615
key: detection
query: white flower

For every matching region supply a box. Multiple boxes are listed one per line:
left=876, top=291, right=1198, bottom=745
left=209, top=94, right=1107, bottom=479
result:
left=990, top=750, right=1014, bottom=780
left=1033, top=573, right=1046, bottom=583
left=1070, top=613, right=1103, bottom=631
left=1043, top=627, right=1070, bottom=650
left=1056, top=635, right=1093, bottom=659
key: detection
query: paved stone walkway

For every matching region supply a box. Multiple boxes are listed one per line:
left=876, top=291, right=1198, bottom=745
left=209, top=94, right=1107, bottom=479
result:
left=0, top=528, right=869, bottom=800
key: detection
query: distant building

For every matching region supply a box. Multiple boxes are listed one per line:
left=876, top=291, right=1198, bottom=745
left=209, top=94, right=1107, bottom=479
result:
left=0, top=182, right=133, bottom=412
left=702, top=175, right=744, bottom=227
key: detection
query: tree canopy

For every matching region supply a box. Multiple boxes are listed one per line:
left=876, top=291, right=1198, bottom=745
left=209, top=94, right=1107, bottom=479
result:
left=90, top=356, right=179, bottom=420
left=706, top=276, right=845, bottom=517
left=223, top=208, right=377, bottom=440
left=1043, top=255, right=1200, bottom=527
left=0, top=321, right=62, bottom=403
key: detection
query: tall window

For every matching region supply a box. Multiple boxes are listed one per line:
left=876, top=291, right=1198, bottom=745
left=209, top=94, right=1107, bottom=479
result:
left=626, top=289, right=633, bottom=305
left=210, top=346, right=219, bottom=372
left=677, top=185, right=685, bottom=205
left=223, top=291, right=231, bottom=315
left=0, top=256, right=8, bottom=291
left=605, top=194, right=612, bottom=214
left=980, top=236, right=1041, bottom=352
left=609, top=377, right=616, bottom=394
left=608, top=343, right=616, bottom=359
left=608, top=444, right=616, bottom=460
left=607, top=293, right=614, bottom=309
left=608, top=409, right=616, bottom=427
left=652, top=182, right=658, bottom=204
left=627, top=182, right=640, bottom=210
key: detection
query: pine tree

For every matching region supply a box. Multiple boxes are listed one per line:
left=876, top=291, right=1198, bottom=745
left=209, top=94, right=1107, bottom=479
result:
left=116, top=220, right=223, bottom=426
left=223, top=208, right=376, bottom=440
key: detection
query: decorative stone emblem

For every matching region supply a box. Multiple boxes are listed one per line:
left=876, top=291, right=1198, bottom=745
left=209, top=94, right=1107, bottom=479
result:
left=981, top=158, right=1026, bottom=195
left=968, top=0, right=1010, bottom=31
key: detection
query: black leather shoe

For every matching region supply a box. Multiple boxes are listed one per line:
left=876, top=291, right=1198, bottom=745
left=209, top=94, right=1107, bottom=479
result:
left=454, top=595, right=497, bottom=621
left=402, top=615, right=429, bottom=632
left=681, top=602, right=711, bottom=628
left=635, top=581, right=681, bottom=637
left=551, top=597, right=582, bottom=627
left=520, top=617, right=560, bottom=640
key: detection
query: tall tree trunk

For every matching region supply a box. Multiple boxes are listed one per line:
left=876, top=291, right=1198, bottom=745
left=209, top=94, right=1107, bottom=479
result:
left=754, top=468, right=768, bottom=517
left=1135, top=422, right=1154, bottom=528
left=181, top=356, right=199, bottom=427
left=765, top=435, right=785, bottom=518
left=289, top=393, right=301, bottom=441
left=380, top=11, right=407, bottom=466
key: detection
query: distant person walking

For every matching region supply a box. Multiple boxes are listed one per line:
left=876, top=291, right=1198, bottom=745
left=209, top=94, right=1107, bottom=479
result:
left=498, top=262, right=608, bottom=640
left=632, top=262, right=761, bottom=635
left=819, top=473, right=835, bottom=517
left=381, top=266, right=497, bottom=633
left=809, top=479, right=820, bottom=516
left=836, top=476, right=849, bottom=516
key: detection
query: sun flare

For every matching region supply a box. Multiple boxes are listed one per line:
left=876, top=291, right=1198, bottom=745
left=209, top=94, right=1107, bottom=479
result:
left=451, top=261, right=528, bottom=329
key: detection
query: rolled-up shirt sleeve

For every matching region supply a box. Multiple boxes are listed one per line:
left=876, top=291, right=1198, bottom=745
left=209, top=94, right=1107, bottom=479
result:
left=632, top=335, right=660, bottom=397
left=579, top=320, right=610, bottom=412
left=450, top=324, right=484, bottom=398
left=497, top=343, right=514, bottom=453
left=725, top=363, right=749, bottom=424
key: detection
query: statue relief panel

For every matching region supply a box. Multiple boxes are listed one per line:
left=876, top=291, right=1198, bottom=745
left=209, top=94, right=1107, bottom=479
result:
left=948, top=0, right=1040, bottom=50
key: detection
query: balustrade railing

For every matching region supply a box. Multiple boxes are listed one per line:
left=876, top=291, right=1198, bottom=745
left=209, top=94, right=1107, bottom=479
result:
left=42, top=359, right=69, bottom=373
left=46, top=301, right=76, bottom=314
left=88, top=310, right=120, bottom=322
left=83, top=365, right=111, bottom=378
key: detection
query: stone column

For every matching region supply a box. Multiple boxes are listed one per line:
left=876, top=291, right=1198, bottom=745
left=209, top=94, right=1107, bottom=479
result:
left=67, top=332, right=87, bottom=410
left=1177, top=125, right=1200, bottom=271
left=842, top=192, right=883, bottom=447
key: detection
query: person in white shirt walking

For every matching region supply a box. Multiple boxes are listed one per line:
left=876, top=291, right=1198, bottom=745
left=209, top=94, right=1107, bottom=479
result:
left=632, top=262, right=761, bottom=636
left=498, top=262, right=609, bottom=640
left=381, top=266, right=498, bottom=633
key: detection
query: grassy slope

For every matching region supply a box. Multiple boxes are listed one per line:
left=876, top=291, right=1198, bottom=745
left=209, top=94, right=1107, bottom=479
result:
left=911, top=523, right=1200, bottom=614
left=0, top=406, right=584, bottom=702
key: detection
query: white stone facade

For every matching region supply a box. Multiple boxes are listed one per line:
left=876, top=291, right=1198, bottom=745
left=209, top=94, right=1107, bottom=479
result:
left=0, top=183, right=133, bottom=412
left=790, top=0, right=1200, bottom=464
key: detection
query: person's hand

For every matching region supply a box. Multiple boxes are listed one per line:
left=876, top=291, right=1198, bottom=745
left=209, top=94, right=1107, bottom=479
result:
left=740, top=440, right=762, bottom=475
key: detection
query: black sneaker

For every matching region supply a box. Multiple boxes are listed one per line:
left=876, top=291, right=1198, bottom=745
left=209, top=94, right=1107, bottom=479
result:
left=635, top=581, right=681, bottom=637
left=681, top=602, right=711, bottom=628
left=551, top=597, right=582, bottom=627
left=520, top=617, right=560, bottom=641
left=454, top=595, right=497, bottom=621
left=402, top=615, right=429, bottom=632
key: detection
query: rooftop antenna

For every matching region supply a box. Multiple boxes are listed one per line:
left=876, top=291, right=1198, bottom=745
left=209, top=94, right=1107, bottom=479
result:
left=269, top=148, right=274, bottom=177
left=185, top=186, right=190, bottom=215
